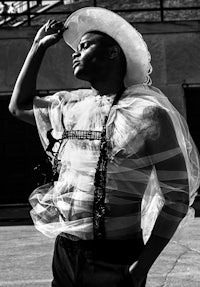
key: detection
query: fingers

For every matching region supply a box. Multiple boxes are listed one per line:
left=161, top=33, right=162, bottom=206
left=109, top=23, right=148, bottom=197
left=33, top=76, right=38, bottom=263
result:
left=44, top=19, right=66, bottom=35
left=36, top=19, right=68, bottom=47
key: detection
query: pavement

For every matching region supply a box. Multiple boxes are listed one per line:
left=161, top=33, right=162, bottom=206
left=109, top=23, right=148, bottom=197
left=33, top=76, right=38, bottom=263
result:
left=0, top=205, right=200, bottom=287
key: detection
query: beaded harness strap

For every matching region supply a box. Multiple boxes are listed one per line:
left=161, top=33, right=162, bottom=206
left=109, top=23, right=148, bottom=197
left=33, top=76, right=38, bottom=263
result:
left=93, top=114, right=108, bottom=239
left=46, top=88, right=124, bottom=239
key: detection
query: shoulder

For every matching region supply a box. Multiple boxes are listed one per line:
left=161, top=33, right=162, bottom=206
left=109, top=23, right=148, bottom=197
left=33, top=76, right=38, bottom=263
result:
left=120, top=85, right=162, bottom=114
left=122, top=85, right=174, bottom=140
left=33, top=88, right=92, bottom=108
left=138, top=106, right=163, bottom=143
left=143, top=105, right=169, bottom=124
left=145, top=106, right=179, bottom=154
left=143, top=105, right=175, bottom=139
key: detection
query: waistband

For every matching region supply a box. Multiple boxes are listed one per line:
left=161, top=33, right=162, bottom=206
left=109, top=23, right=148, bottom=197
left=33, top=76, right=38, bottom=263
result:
left=60, top=229, right=143, bottom=241
left=58, top=231, right=144, bottom=264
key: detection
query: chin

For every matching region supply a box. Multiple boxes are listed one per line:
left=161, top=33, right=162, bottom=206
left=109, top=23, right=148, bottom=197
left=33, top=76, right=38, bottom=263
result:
left=74, top=69, right=91, bottom=82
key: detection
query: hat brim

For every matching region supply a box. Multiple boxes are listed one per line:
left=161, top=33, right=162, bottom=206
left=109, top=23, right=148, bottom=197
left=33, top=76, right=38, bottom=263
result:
left=63, top=7, right=151, bottom=87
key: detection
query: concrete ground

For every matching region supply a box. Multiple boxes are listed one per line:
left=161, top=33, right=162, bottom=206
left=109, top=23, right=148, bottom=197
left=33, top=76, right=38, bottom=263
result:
left=0, top=209, right=200, bottom=286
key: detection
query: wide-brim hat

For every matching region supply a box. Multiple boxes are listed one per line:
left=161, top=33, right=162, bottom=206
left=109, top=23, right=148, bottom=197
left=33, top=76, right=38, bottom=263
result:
left=63, top=7, right=152, bottom=87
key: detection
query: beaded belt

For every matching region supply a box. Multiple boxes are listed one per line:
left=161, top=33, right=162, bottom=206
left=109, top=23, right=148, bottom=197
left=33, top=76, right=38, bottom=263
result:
left=62, top=130, right=102, bottom=140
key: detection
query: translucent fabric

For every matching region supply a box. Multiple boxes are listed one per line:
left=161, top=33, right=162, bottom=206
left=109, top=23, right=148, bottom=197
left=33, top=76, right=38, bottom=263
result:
left=30, top=84, right=200, bottom=242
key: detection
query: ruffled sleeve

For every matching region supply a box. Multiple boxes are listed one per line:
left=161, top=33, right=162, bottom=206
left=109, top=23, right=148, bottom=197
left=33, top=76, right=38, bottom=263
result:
left=110, top=85, right=200, bottom=242
left=33, top=91, right=72, bottom=157
left=140, top=87, right=200, bottom=242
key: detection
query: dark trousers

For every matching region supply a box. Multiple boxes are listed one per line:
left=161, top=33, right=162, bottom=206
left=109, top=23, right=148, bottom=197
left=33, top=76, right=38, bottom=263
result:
left=52, top=234, right=147, bottom=287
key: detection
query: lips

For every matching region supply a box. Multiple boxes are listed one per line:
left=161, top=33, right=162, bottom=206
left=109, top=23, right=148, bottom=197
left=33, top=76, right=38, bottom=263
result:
left=72, top=61, right=80, bottom=69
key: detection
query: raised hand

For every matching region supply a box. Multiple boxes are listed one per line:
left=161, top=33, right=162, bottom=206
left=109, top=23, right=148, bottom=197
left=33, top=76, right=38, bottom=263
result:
left=34, top=19, right=66, bottom=49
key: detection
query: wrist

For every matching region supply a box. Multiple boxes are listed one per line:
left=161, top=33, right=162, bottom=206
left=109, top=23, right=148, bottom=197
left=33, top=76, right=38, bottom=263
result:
left=129, top=261, right=148, bottom=282
left=126, top=263, right=147, bottom=287
left=32, top=39, right=47, bottom=53
left=123, top=265, right=135, bottom=287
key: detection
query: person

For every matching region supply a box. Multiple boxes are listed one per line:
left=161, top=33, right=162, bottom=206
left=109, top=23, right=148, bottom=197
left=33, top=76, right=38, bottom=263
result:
left=9, top=7, right=200, bottom=287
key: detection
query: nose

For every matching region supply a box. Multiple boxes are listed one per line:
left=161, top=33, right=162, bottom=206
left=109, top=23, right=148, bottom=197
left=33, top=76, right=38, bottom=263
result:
left=72, top=50, right=80, bottom=60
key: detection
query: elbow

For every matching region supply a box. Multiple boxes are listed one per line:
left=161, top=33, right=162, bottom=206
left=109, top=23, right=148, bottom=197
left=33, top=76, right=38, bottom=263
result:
left=8, top=101, right=26, bottom=119
left=176, top=200, right=189, bottom=219
left=182, top=191, right=190, bottom=216
left=163, top=198, right=189, bottom=220
left=8, top=102, right=20, bottom=118
left=9, top=92, right=27, bottom=118
left=181, top=205, right=189, bottom=218
left=176, top=194, right=190, bottom=218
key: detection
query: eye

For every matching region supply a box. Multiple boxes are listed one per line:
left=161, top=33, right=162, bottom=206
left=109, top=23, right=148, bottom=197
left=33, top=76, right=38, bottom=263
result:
left=78, top=41, right=90, bottom=52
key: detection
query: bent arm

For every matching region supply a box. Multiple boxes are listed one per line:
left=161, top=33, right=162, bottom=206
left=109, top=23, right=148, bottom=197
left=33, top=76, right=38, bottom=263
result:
left=9, top=42, right=46, bottom=125
left=130, top=108, right=189, bottom=285
left=9, top=20, right=65, bottom=125
left=131, top=157, right=189, bottom=285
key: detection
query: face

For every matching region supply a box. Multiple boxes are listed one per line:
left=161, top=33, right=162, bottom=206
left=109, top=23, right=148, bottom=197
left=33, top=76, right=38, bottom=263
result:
left=72, top=32, right=111, bottom=82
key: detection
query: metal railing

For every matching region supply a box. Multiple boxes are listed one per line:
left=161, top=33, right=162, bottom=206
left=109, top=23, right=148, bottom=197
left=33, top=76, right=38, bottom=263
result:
left=0, top=0, right=200, bottom=27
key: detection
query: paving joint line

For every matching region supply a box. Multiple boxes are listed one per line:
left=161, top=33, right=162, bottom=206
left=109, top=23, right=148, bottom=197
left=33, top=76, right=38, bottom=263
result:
left=160, top=244, right=189, bottom=287
left=175, top=241, right=200, bottom=255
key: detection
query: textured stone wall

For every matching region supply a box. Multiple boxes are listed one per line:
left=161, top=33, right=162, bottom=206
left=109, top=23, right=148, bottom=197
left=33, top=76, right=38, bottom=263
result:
left=144, top=29, right=200, bottom=115
left=0, top=21, right=200, bottom=115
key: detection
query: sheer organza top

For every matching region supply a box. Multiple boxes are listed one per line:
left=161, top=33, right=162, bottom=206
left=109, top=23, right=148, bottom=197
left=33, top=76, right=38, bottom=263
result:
left=30, top=84, right=200, bottom=242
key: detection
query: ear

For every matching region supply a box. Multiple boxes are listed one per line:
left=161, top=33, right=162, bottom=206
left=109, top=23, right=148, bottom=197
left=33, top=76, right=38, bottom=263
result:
left=108, top=45, right=121, bottom=59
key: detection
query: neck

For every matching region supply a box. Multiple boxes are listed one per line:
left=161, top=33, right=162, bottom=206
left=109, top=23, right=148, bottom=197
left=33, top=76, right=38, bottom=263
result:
left=91, top=77, right=125, bottom=96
